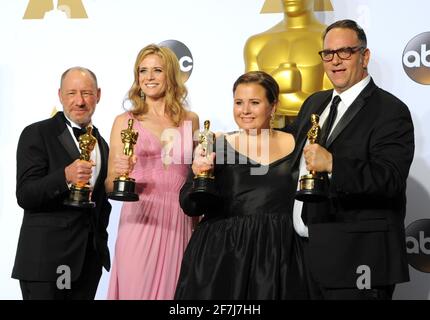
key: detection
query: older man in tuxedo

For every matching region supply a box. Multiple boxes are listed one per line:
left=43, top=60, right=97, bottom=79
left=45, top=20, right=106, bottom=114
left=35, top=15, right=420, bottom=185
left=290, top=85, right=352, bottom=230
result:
left=12, top=67, right=111, bottom=299
left=291, top=20, right=414, bottom=299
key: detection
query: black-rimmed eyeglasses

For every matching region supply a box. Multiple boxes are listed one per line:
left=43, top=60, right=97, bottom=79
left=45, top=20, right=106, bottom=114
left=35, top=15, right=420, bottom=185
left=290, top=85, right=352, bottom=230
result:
left=318, top=46, right=365, bottom=62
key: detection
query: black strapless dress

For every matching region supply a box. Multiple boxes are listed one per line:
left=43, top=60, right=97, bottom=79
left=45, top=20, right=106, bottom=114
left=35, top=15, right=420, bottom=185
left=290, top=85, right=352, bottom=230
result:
left=175, top=136, right=307, bottom=299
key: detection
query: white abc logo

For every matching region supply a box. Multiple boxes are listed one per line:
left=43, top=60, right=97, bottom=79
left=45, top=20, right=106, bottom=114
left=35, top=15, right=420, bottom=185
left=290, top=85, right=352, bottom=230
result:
left=406, top=231, right=430, bottom=255
left=159, top=39, right=193, bottom=82
left=179, top=56, right=193, bottom=73
left=402, top=32, right=430, bottom=85
left=405, top=219, right=430, bottom=273
left=403, top=44, right=430, bottom=68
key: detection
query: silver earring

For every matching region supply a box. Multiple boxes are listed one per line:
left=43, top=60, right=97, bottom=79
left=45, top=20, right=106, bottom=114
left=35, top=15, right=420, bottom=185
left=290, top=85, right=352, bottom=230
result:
left=140, top=90, right=145, bottom=99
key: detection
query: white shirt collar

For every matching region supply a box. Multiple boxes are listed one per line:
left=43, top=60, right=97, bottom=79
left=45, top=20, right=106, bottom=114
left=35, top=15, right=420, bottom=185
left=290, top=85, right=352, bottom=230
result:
left=63, top=112, right=93, bottom=129
left=333, top=75, right=371, bottom=108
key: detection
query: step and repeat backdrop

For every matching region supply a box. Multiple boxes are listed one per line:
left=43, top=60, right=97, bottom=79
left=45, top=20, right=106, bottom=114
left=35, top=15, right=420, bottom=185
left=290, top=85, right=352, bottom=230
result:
left=0, top=0, right=429, bottom=299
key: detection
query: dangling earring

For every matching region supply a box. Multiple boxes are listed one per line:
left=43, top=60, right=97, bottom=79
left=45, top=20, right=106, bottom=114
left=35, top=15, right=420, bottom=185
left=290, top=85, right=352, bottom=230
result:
left=140, top=89, right=145, bottom=99
left=270, top=112, right=275, bottom=134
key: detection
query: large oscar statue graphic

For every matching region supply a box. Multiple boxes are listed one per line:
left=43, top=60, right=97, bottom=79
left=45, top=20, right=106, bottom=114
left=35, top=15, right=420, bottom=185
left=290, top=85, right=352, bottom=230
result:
left=295, top=114, right=327, bottom=202
left=64, top=126, right=97, bottom=208
left=108, top=119, right=139, bottom=202
left=244, top=0, right=333, bottom=127
left=23, top=0, right=88, bottom=19
left=189, top=120, right=218, bottom=203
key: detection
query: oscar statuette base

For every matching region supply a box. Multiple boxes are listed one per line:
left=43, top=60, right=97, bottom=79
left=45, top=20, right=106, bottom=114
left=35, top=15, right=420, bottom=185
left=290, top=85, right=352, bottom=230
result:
left=189, top=175, right=218, bottom=204
left=295, top=173, right=327, bottom=203
left=107, top=177, right=139, bottom=202
left=63, top=184, right=96, bottom=208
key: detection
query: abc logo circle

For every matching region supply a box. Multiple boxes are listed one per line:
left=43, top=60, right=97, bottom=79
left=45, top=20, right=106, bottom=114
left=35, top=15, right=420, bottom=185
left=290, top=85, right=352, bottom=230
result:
left=405, top=219, right=430, bottom=273
left=402, top=32, right=430, bottom=85
left=159, top=40, right=193, bottom=82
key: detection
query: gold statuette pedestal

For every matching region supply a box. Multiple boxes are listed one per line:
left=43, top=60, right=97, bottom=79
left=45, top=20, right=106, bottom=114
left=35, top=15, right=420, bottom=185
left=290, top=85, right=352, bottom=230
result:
left=108, top=119, right=139, bottom=202
left=64, top=126, right=96, bottom=208
left=295, top=114, right=327, bottom=202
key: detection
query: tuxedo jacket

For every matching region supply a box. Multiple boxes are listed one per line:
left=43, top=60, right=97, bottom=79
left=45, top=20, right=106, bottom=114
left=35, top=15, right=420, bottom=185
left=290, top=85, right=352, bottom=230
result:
left=291, top=79, right=414, bottom=288
left=12, top=112, right=111, bottom=282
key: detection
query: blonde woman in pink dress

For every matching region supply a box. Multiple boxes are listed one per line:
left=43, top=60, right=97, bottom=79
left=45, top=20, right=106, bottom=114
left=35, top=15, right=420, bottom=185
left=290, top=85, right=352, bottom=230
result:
left=106, top=44, right=199, bottom=300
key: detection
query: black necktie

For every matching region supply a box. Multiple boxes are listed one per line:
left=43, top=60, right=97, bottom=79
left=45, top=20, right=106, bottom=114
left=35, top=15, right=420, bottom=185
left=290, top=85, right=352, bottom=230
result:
left=319, top=95, right=341, bottom=146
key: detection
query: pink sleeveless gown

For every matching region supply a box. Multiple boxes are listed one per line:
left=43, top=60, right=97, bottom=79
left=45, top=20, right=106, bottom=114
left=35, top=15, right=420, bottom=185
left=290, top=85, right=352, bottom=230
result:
left=107, top=116, right=194, bottom=300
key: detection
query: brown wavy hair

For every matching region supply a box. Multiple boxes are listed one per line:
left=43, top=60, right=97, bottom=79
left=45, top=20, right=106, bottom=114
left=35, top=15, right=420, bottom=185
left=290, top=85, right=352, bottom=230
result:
left=126, top=44, right=188, bottom=126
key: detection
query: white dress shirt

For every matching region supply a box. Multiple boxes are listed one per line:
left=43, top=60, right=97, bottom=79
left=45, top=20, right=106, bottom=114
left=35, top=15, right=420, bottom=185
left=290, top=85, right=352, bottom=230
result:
left=293, top=75, right=371, bottom=237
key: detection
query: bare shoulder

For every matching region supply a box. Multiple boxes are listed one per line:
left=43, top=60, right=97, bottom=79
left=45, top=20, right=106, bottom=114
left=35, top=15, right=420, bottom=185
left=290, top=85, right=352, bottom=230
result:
left=274, top=130, right=295, bottom=150
left=112, top=111, right=133, bottom=128
left=185, top=110, right=199, bottom=122
left=224, top=131, right=239, bottom=146
left=225, top=130, right=239, bottom=138
left=275, top=130, right=294, bottom=141
left=115, top=111, right=131, bottom=122
left=185, top=111, right=200, bottom=133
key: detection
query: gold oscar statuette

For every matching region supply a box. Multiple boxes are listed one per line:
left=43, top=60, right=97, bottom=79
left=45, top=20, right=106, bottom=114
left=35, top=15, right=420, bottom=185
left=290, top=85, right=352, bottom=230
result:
left=107, top=119, right=139, bottom=202
left=295, top=114, right=328, bottom=202
left=64, top=125, right=97, bottom=208
left=189, top=120, right=218, bottom=203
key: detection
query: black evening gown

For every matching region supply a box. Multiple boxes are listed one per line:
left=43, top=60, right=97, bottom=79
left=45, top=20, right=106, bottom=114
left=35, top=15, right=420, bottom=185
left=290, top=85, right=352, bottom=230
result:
left=175, top=136, right=307, bottom=300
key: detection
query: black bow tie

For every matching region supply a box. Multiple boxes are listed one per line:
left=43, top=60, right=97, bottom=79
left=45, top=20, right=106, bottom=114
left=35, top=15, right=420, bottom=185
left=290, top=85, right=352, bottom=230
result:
left=60, top=112, right=96, bottom=140
left=72, top=127, right=87, bottom=140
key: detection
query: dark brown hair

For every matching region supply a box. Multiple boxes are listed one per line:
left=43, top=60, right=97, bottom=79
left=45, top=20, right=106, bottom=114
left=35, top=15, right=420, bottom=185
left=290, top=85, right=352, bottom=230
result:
left=323, top=19, right=367, bottom=48
left=233, top=71, right=279, bottom=105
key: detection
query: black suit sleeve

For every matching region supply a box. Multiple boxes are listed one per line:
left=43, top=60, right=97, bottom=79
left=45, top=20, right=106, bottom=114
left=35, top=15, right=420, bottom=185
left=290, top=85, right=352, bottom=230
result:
left=331, top=102, right=414, bottom=198
left=16, top=125, right=69, bottom=210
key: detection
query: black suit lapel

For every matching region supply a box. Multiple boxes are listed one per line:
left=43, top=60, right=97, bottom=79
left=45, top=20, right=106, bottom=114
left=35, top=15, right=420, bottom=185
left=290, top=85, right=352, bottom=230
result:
left=54, top=112, right=80, bottom=160
left=326, top=79, right=378, bottom=148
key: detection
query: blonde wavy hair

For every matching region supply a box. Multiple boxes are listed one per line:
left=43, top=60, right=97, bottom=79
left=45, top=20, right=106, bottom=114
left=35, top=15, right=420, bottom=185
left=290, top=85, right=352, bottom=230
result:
left=126, top=44, right=188, bottom=126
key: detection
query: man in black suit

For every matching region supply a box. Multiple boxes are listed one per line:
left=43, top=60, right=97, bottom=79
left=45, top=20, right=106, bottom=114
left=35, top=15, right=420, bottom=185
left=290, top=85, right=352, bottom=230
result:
left=291, top=20, right=414, bottom=299
left=12, top=67, right=112, bottom=299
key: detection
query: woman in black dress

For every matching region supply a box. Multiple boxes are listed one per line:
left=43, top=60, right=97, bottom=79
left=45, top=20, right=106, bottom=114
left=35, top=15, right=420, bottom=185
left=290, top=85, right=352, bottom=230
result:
left=175, top=71, right=307, bottom=299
